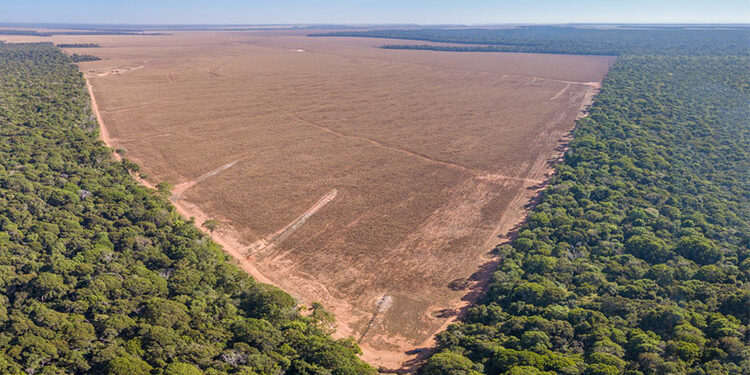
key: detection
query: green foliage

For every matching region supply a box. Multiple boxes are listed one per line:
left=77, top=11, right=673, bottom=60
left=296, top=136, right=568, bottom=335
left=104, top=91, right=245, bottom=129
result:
left=106, top=355, right=152, bottom=375
left=422, top=351, right=483, bottom=375
left=163, top=362, right=203, bottom=375
left=313, top=26, right=750, bottom=56
left=202, top=219, right=220, bottom=233
left=419, top=29, right=749, bottom=375
left=0, top=42, right=374, bottom=374
left=70, top=53, right=101, bottom=62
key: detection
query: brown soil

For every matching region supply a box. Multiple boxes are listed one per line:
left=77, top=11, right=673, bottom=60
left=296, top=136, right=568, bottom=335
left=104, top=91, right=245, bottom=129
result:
left=33, top=29, right=617, bottom=371
left=88, top=74, right=280, bottom=287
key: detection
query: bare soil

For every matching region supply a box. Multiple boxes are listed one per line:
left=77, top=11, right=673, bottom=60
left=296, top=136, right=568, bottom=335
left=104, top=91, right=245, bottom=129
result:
left=9, top=29, right=614, bottom=371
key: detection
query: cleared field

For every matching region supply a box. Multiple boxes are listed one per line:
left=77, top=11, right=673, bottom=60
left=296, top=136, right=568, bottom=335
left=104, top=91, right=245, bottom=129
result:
left=2, top=30, right=613, bottom=369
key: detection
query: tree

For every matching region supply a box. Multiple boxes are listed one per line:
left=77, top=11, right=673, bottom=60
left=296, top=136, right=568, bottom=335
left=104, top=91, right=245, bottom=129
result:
left=202, top=219, right=220, bottom=234
left=156, top=182, right=173, bottom=196
left=677, top=235, right=721, bottom=265
left=106, top=356, right=152, bottom=375
left=164, top=362, right=202, bottom=375
left=422, top=351, right=483, bottom=375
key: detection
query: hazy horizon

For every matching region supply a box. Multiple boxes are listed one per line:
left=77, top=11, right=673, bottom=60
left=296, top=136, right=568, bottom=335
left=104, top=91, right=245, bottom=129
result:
left=1, top=0, right=748, bottom=25
left=2, top=22, right=750, bottom=28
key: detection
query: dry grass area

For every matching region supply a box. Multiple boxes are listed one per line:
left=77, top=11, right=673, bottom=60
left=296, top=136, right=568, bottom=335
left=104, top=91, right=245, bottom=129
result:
left=3, top=29, right=614, bottom=369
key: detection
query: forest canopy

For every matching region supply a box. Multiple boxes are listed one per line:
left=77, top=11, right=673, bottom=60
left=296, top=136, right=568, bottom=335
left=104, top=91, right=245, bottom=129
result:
left=312, top=26, right=750, bottom=56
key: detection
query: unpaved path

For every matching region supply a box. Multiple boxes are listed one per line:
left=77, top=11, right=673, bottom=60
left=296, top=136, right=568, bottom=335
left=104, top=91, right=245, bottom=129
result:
left=248, top=189, right=338, bottom=255
left=550, top=82, right=572, bottom=100
left=87, top=79, right=118, bottom=160
left=359, top=295, right=394, bottom=342
left=172, top=158, right=243, bottom=198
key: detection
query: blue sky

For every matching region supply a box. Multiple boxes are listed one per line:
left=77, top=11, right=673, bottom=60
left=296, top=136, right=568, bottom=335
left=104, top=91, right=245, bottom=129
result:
left=1, top=0, right=748, bottom=25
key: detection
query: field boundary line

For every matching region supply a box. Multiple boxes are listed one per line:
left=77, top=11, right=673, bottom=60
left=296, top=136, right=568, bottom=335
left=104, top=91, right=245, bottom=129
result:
left=292, top=114, right=544, bottom=185
left=302, top=48, right=605, bottom=87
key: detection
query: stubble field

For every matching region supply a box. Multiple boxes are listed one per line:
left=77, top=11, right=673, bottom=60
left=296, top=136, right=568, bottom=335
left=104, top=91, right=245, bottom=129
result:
left=2, top=29, right=614, bottom=369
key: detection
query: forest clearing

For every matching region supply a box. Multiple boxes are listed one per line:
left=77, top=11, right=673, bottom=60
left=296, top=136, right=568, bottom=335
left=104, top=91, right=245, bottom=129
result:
left=3, top=29, right=614, bottom=368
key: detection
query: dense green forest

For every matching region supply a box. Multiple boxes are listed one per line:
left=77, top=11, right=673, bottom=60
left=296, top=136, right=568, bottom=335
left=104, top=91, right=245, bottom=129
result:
left=0, top=42, right=374, bottom=375
left=360, top=30, right=750, bottom=375
left=312, top=26, right=750, bottom=56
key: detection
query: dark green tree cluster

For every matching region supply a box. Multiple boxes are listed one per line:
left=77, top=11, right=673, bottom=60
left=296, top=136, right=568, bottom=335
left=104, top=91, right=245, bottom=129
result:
left=415, top=33, right=750, bottom=375
left=57, top=44, right=100, bottom=48
left=312, top=26, right=750, bottom=56
left=0, top=42, right=374, bottom=375
left=70, top=53, right=101, bottom=62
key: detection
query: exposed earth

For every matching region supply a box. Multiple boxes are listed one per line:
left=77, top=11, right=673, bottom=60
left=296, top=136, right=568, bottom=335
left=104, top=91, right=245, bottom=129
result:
left=2, top=29, right=613, bottom=370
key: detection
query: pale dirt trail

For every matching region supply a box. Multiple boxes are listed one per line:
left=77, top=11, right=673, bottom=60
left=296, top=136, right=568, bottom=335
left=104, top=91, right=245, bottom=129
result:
left=248, top=189, right=338, bottom=254
left=172, top=158, right=243, bottom=197
left=550, top=83, right=572, bottom=101
left=86, top=79, right=120, bottom=161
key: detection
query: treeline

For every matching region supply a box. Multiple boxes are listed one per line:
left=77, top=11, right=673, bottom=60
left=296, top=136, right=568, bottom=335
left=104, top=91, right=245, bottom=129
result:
left=381, top=44, right=598, bottom=54
left=70, top=53, right=101, bottom=62
left=415, top=32, right=750, bottom=375
left=0, top=29, right=57, bottom=36
left=57, top=43, right=100, bottom=48
left=312, top=26, right=750, bottom=56
left=0, top=42, right=374, bottom=374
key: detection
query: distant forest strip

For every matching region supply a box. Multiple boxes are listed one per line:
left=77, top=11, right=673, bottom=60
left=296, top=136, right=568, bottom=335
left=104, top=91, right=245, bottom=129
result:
left=57, top=43, right=100, bottom=48
left=0, top=29, right=167, bottom=36
left=0, top=43, right=374, bottom=375
left=70, top=53, right=101, bottom=62
left=406, top=30, right=749, bottom=375
left=311, top=26, right=750, bottom=56
left=380, top=44, right=614, bottom=55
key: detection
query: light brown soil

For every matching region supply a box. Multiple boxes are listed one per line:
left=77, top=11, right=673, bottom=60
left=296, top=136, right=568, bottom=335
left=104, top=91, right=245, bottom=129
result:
left=87, top=74, right=277, bottom=287
left=18, top=29, right=616, bottom=371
